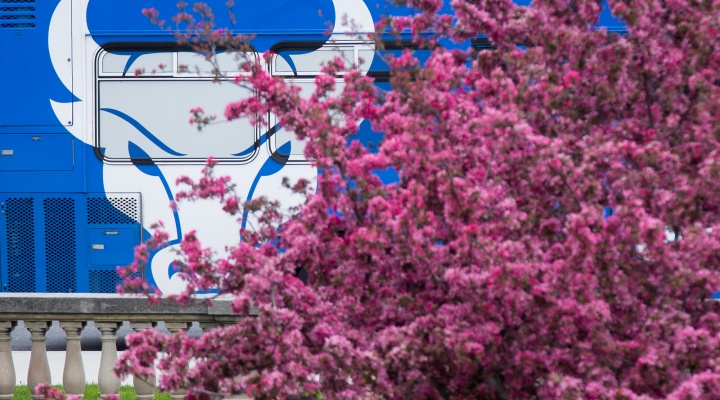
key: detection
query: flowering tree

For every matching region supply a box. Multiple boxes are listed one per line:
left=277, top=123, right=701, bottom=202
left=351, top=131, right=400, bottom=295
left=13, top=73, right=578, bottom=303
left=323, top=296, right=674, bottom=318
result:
left=40, top=0, right=720, bottom=399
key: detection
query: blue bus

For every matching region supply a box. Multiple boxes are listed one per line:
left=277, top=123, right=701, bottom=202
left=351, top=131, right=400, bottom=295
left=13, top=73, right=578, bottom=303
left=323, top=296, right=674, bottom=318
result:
left=0, top=0, right=389, bottom=294
left=0, top=0, right=624, bottom=294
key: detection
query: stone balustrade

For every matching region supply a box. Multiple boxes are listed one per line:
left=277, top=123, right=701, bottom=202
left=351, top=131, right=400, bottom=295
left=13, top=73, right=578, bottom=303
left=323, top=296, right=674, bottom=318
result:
left=0, top=293, right=242, bottom=399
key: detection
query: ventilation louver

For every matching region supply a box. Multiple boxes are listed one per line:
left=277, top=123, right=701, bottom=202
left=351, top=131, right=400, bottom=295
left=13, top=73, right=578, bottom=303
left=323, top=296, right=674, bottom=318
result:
left=87, top=197, right=139, bottom=224
left=0, top=0, right=35, bottom=29
left=44, top=198, right=77, bottom=293
left=5, top=198, right=35, bottom=292
left=89, top=270, right=121, bottom=293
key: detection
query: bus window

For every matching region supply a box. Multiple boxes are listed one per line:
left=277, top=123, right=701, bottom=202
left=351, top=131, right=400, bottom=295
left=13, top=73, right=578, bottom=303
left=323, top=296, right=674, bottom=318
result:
left=96, top=48, right=260, bottom=164
left=273, top=47, right=356, bottom=76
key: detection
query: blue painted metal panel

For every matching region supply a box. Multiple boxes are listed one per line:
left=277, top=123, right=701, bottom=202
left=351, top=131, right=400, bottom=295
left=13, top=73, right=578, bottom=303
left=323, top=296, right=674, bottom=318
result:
left=0, top=135, right=82, bottom=193
left=0, top=0, right=73, bottom=127
left=88, top=227, right=139, bottom=268
left=0, top=193, right=140, bottom=293
left=86, top=0, right=335, bottom=39
left=0, top=134, right=73, bottom=171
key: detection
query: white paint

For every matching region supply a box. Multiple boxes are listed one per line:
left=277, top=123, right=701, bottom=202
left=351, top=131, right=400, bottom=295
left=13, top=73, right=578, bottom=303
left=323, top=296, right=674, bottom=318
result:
left=331, top=0, right=375, bottom=37
left=47, top=0, right=74, bottom=127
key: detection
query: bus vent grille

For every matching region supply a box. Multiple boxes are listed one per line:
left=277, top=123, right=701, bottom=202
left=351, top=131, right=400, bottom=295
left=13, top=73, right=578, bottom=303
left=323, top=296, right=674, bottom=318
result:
left=87, top=197, right=139, bottom=224
left=0, top=7, right=33, bottom=12
left=0, top=0, right=34, bottom=29
left=0, top=22, right=32, bottom=28
left=44, top=198, right=77, bottom=293
left=89, top=270, right=121, bottom=293
left=0, top=14, right=33, bottom=19
left=5, top=198, right=35, bottom=292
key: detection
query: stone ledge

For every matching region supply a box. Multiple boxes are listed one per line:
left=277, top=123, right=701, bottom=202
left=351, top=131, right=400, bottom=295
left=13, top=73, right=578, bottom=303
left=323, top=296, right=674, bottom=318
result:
left=0, top=293, right=241, bottom=323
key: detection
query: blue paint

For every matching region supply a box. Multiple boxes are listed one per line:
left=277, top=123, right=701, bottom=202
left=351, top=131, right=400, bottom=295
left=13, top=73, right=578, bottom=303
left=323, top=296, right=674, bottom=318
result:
left=349, top=120, right=384, bottom=154
left=0, top=0, right=76, bottom=127
left=278, top=53, right=299, bottom=75
left=86, top=0, right=336, bottom=50
left=373, top=167, right=399, bottom=185
left=604, top=207, right=615, bottom=219
left=128, top=141, right=182, bottom=241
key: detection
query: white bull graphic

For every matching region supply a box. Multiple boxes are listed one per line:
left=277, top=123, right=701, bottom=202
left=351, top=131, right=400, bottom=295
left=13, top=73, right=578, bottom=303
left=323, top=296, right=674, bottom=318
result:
left=48, top=0, right=375, bottom=294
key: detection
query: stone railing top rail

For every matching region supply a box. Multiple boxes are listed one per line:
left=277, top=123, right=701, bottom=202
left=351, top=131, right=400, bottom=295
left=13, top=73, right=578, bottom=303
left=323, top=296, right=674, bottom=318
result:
left=0, top=293, right=241, bottom=323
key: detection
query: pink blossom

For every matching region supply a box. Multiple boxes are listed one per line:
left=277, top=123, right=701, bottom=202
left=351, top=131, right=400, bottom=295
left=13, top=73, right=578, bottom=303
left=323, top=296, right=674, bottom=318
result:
left=119, top=1, right=720, bottom=399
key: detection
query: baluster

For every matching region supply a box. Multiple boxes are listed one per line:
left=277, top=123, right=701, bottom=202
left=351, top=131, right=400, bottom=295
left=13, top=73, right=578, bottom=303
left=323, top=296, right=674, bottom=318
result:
left=130, top=322, right=156, bottom=400
left=96, top=322, right=120, bottom=396
left=26, top=321, right=51, bottom=400
left=197, top=321, right=220, bottom=345
left=61, top=322, right=86, bottom=398
left=0, top=321, right=16, bottom=400
left=165, top=322, right=191, bottom=400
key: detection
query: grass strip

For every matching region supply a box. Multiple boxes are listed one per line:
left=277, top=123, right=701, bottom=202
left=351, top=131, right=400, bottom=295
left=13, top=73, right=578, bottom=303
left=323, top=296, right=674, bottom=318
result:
left=12, top=384, right=172, bottom=400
